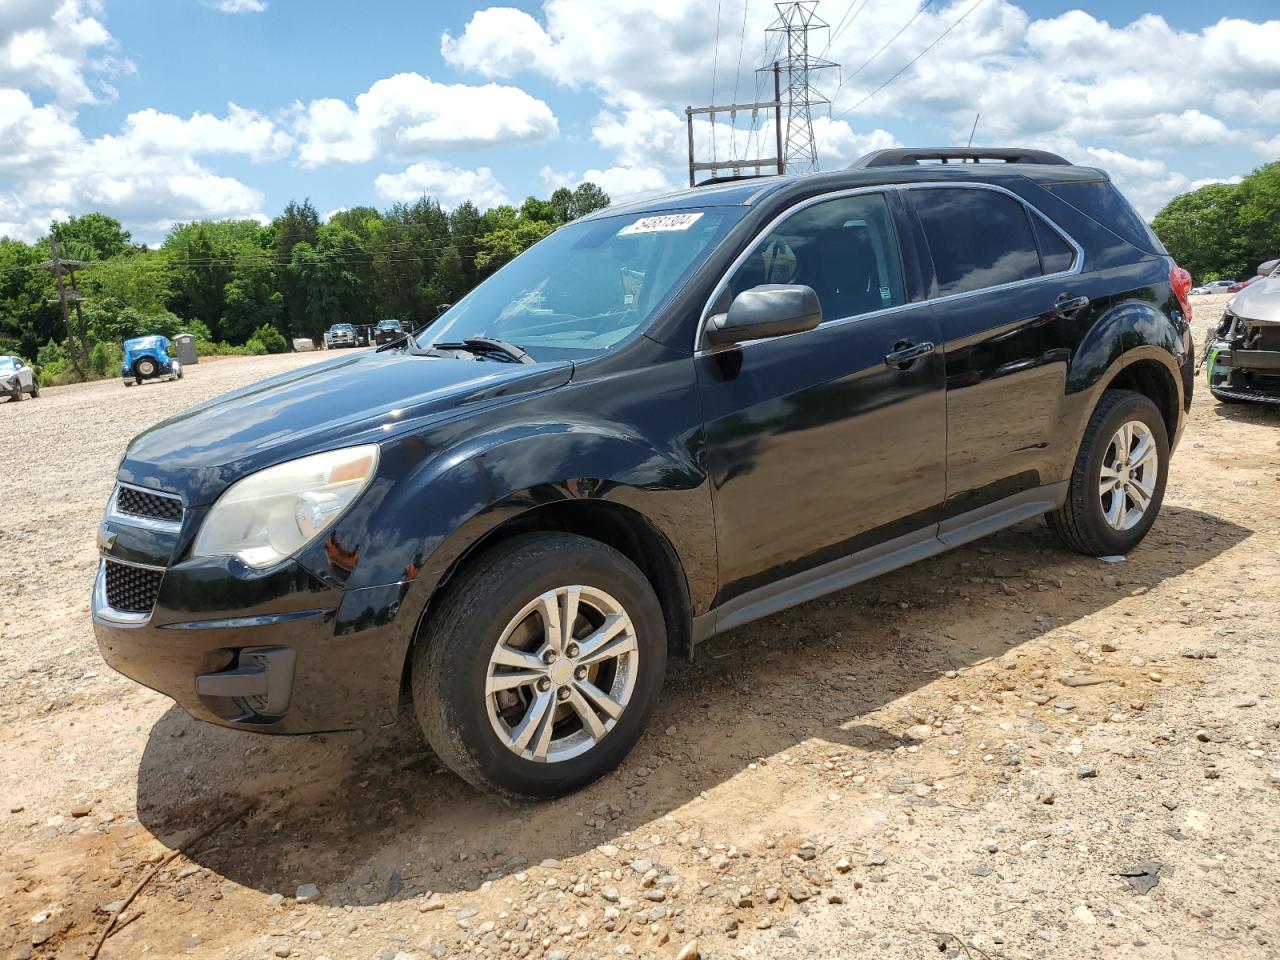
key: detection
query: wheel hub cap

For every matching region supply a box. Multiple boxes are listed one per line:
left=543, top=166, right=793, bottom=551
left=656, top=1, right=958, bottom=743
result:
left=485, top=585, right=639, bottom=763
left=1099, top=419, right=1158, bottom=532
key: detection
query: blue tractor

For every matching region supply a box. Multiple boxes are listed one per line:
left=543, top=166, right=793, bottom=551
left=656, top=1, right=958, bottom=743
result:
left=122, top=335, right=183, bottom=387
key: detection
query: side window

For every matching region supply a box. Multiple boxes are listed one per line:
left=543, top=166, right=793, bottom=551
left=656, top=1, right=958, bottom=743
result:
left=910, top=188, right=1041, bottom=296
left=728, top=193, right=906, bottom=322
left=1032, top=215, right=1076, bottom=274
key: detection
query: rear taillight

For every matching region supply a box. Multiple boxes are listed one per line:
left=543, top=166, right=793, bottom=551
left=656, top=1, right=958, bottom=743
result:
left=1171, top=265, right=1193, bottom=322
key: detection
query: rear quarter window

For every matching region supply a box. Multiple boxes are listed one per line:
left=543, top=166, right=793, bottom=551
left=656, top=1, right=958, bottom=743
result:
left=1044, top=180, right=1166, bottom=256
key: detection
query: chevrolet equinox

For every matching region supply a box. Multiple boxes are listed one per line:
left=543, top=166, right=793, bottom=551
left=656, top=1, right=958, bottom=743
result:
left=94, top=148, right=1194, bottom=798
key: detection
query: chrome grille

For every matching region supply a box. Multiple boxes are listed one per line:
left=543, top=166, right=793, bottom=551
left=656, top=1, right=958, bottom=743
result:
left=103, top=560, right=163, bottom=614
left=115, top=485, right=183, bottom=523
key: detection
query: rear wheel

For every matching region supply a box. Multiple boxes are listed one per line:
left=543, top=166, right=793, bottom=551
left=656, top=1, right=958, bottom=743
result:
left=29, top=380, right=38, bottom=397
left=412, top=533, right=667, bottom=798
left=1047, top=390, right=1169, bottom=556
left=135, top=358, right=157, bottom=378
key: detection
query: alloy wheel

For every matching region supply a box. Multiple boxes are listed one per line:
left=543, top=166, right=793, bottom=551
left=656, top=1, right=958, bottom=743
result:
left=485, top=585, right=638, bottom=763
left=1099, top=420, right=1158, bottom=531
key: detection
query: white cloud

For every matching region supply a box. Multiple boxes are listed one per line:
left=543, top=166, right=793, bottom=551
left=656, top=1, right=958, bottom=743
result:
left=0, top=0, right=129, bottom=104
left=0, top=90, right=278, bottom=242
left=447, top=1, right=1280, bottom=216
left=539, top=163, right=672, bottom=202
left=374, top=161, right=511, bottom=209
left=121, top=104, right=292, bottom=161
left=294, top=72, right=558, bottom=166
left=211, top=0, right=266, bottom=11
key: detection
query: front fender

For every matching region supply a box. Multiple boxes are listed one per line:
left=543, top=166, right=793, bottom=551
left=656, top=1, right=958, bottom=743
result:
left=297, top=417, right=714, bottom=606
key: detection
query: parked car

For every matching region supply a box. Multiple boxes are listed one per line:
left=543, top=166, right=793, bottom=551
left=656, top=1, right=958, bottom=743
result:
left=94, top=147, right=1193, bottom=798
left=374, top=319, right=405, bottom=346
left=325, top=323, right=357, bottom=348
left=1204, top=259, right=1280, bottom=404
left=1227, top=277, right=1259, bottom=293
left=121, top=335, right=182, bottom=386
left=1191, top=280, right=1235, bottom=295
left=0, top=355, right=37, bottom=400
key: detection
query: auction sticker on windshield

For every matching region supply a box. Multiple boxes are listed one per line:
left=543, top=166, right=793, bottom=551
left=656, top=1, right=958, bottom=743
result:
left=619, top=212, right=704, bottom=236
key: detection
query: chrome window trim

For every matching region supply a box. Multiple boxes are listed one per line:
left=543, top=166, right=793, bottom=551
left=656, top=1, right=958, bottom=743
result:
left=903, top=181, right=1085, bottom=307
left=108, top=481, right=184, bottom=533
left=693, top=180, right=1085, bottom=356
left=93, top=559, right=157, bottom=625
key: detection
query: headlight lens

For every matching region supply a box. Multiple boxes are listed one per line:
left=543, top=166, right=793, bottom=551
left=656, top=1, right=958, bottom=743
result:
left=191, top=445, right=378, bottom=568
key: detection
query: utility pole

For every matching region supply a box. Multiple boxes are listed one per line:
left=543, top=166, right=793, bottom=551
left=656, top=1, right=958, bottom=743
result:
left=685, top=64, right=784, bottom=187
left=765, top=1, right=837, bottom=174
left=42, top=235, right=90, bottom=376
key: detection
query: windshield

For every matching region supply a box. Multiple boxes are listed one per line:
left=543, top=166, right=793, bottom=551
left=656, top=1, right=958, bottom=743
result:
left=413, top=207, right=743, bottom=361
left=0, top=357, right=15, bottom=370
left=379, top=321, right=400, bottom=329
left=332, top=324, right=353, bottom=332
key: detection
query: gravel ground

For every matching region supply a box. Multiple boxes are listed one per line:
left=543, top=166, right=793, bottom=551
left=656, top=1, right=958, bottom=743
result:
left=2, top=304, right=1279, bottom=960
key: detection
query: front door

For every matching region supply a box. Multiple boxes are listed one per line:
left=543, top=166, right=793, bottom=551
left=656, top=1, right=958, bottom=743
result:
left=695, top=190, right=947, bottom=609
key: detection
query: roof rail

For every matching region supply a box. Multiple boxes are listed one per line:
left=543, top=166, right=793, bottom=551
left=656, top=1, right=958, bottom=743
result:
left=850, top=147, right=1072, bottom=169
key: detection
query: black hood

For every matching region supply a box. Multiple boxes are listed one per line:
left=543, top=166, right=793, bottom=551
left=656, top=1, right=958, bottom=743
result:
left=118, top=350, right=573, bottom=504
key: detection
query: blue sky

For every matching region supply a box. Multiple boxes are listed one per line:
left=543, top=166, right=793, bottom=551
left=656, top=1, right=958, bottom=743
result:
left=2, top=0, right=1278, bottom=243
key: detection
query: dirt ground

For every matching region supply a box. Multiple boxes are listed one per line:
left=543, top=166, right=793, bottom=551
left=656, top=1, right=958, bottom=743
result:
left=2, top=302, right=1278, bottom=960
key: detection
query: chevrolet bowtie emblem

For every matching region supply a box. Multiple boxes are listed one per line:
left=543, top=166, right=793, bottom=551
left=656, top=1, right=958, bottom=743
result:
left=97, top=525, right=117, bottom=553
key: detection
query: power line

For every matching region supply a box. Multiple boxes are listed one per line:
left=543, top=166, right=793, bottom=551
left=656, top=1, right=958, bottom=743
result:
left=730, top=0, right=752, bottom=157
left=831, top=0, right=986, bottom=123
left=711, top=0, right=724, bottom=160
left=824, top=0, right=872, bottom=54
left=843, top=0, right=934, bottom=87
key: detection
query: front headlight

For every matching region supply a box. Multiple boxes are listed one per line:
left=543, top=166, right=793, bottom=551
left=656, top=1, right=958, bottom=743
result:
left=191, top=445, right=379, bottom=569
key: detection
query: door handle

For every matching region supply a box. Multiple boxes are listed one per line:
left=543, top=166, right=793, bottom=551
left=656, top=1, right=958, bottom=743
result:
left=885, top=340, right=935, bottom=369
left=1054, top=294, right=1090, bottom=317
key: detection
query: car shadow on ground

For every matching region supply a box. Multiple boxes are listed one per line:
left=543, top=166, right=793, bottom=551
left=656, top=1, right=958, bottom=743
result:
left=135, top=504, right=1251, bottom=905
left=1210, top=398, right=1280, bottom=423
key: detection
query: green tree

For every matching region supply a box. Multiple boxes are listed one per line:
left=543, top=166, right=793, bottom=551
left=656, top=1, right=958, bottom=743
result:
left=222, top=259, right=283, bottom=343
left=164, top=220, right=264, bottom=339
left=1151, top=183, right=1245, bottom=281
left=570, top=182, right=611, bottom=219
left=273, top=199, right=321, bottom=335
left=0, top=238, right=58, bottom=357
left=84, top=253, right=171, bottom=314
left=288, top=226, right=365, bottom=337
left=51, top=212, right=131, bottom=261
left=1235, top=161, right=1280, bottom=275
left=1152, top=160, right=1280, bottom=282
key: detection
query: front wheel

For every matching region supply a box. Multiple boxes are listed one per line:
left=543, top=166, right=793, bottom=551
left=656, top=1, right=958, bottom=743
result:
left=1047, top=390, right=1169, bottom=556
left=412, top=533, right=667, bottom=798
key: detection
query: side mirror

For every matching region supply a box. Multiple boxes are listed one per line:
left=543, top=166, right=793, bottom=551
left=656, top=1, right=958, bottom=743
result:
left=704, top=284, right=822, bottom=347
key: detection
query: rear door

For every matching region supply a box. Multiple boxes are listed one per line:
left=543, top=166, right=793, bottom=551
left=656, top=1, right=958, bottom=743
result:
left=906, top=184, right=1091, bottom=522
left=696, top=189, right=947, bottom=608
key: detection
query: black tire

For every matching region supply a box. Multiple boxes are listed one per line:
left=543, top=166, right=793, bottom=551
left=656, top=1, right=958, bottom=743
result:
left=1047, top=390, right=1169, bottom=556
left=412, top=533, right=667, bottom=798
left=29, top=380, right=38, bottom=397
left=135, top=358, right=157, bottom=378
left=9, top=389, right=21, bottom=402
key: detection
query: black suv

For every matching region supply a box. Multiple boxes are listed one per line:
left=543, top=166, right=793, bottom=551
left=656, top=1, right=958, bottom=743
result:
left=94, top=148, right=1194, bottom=798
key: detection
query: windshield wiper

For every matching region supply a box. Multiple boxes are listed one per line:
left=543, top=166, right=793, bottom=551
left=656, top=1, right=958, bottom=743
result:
left=429, top=336, right=535, bottom=364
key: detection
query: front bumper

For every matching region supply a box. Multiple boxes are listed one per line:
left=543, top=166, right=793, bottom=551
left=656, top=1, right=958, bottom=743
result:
left=92, top=495, right=416, bottom=734
left=1206, top=341, right=1280, bottom=404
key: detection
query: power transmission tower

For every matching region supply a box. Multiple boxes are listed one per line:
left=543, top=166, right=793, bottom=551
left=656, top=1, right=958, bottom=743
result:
left=763, top=1, right=837, bottom=173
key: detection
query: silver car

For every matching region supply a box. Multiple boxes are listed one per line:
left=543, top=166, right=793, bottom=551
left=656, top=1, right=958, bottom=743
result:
left=1204, top=259, right=1280, bottom=404
left=0, top=355, right=37, bottom=401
